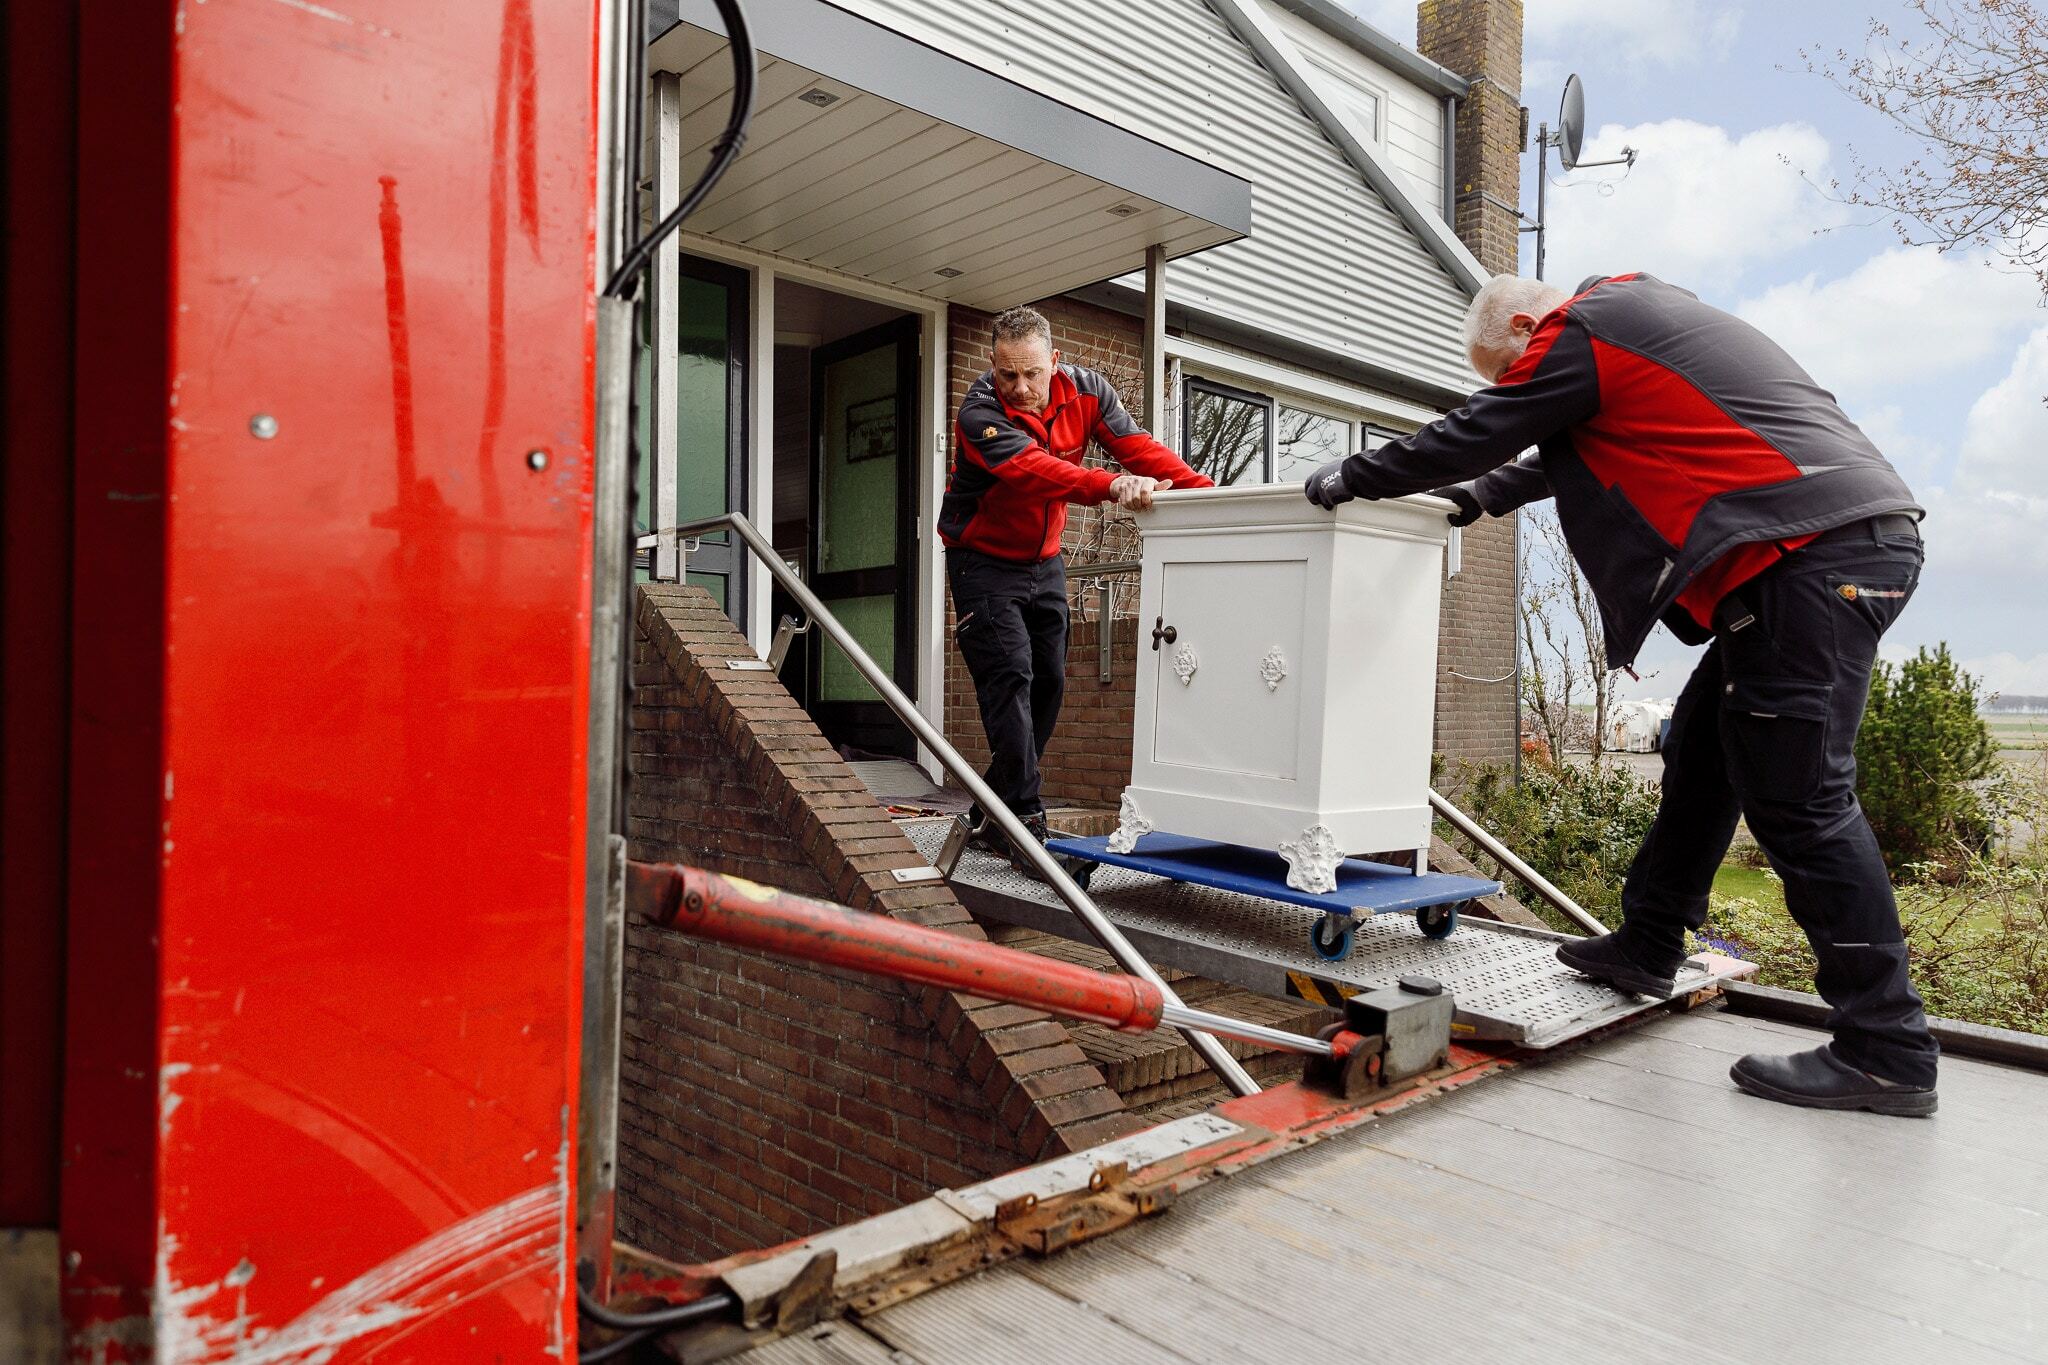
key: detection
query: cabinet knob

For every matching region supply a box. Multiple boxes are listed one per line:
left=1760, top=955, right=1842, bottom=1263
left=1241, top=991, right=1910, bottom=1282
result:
left=1150, top=617, right=1178, bottom=651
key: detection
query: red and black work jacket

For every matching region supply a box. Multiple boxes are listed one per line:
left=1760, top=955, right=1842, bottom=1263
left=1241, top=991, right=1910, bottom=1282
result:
left=941, top=364, right=1213, bottom=562
left=1331, top=274, right=1922, bottom=669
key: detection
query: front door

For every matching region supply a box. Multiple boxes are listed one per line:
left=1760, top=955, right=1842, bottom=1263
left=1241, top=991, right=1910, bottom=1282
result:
left=808, top=317, right=919, bottom=757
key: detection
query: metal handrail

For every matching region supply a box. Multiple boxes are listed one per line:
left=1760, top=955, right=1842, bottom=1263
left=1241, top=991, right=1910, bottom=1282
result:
left=655, top=511, right=1263, bottom=1096
left=1429, top=789, right=1607, bottom=936
left=1064, top=559, right=1141, bottom=579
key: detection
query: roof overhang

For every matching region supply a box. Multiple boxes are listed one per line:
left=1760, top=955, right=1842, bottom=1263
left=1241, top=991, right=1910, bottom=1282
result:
left=647, top=0, right=1253, bottom=310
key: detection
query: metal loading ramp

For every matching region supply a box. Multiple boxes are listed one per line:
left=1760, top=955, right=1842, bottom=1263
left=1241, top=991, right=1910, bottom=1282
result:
left=904, top=819, right=1742, bottom=1049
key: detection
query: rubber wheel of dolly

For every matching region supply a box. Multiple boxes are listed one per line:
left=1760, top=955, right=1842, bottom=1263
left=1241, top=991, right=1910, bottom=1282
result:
left=1416, top=901, right=1460, bottom=940
left=1310, top=914, right=1355, bottom=962
left=1057, top=855, right=1096, bottom=890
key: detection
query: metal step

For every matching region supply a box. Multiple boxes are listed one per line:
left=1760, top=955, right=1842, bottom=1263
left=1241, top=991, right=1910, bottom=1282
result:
left=904, top=818, right=1746, bottom=1050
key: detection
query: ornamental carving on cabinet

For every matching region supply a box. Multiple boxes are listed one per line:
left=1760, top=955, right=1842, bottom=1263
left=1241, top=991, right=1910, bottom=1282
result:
left=1173, top=645, right=1199, bottom=687
left=1259, top=648, right=1287, bottom=692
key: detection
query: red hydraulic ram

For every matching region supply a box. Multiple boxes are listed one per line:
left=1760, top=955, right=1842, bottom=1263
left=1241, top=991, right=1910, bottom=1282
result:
left=627, top=861, right=1165, bottom=1032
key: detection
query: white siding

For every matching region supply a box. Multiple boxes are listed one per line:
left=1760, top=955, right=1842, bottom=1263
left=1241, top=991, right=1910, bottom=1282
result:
left=826, top=0, right=1476, bottom=397
left=1271, top=8, right=1445, bottom=216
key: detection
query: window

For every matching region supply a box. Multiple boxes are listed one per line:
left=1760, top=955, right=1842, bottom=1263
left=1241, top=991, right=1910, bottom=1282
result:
left=1181, top=378, right=1271, bottom=486
left=1177, top=367, right=1417, bottom=492
left=1275, top=405, right=1355, bottom=484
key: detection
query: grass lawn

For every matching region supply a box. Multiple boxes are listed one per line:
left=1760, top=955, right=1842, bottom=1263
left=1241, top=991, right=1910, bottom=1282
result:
left=1713, top=860, right=1785, bottom=912
left=1985, top=714, right=2048, bottom=751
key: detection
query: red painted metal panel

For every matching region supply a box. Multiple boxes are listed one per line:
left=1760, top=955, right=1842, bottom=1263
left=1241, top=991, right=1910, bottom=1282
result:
left=1, top=0, right=79, bottom=1230
left=60, top=0, right=598, bottom=1357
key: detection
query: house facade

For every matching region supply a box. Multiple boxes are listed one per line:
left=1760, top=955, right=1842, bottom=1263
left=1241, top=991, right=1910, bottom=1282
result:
left=620, top=0, right=1529, bottom=1262
left=643, top=0, right=1525, bottom=788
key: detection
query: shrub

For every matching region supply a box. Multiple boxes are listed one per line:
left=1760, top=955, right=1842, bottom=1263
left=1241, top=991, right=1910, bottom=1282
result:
left=1857, top=644, right=1999, bottom=875
left=1440, top=756, right=1661, bottom=930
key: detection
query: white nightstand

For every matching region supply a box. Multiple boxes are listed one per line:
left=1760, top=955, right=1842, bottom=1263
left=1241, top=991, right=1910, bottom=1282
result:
left=1112, top=484, right=1454, bottom=894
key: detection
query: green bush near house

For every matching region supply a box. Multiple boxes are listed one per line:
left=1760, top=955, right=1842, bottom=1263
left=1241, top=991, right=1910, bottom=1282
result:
left=1856, top=645, right=2000, bottom=875
left=1439, top=756, right=1660, bottom=929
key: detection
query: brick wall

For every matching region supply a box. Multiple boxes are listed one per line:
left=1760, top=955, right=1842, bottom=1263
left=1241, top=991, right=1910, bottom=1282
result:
left=942, top=288, right=1519, bottom=805
left=620, top=584, right=1139, bottom=1264
left=1419, top=0, right=1525, bottom=277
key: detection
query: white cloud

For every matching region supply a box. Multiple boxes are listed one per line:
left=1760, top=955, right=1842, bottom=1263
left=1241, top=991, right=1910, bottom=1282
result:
left=1736, top=250, right=2044, bottom=404
left=1526, top=0, right=1741, bottom=70
left=1958, top=651, right=2048, bottom=697
left=1914, top=324, right=2048, bottom=577
left=1847, top=404, right=1946, bottom=485
left=1540, top=120, right=1842, bottom=289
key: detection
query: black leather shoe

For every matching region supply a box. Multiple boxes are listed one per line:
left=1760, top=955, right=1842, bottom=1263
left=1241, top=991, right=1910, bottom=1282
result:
left=1730, top=1045, right=1937, bottom=1117
left=1555, top=929, right=1681, bottom=998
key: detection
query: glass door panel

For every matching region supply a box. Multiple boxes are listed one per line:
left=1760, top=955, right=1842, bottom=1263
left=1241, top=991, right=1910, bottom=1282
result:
left=809, top=317, right=919, bottom=757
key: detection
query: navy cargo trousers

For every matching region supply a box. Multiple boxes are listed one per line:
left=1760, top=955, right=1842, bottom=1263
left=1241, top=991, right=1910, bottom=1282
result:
left=947, top=546, right=1069, bottom=821
left=1621, top=516, right=1939, bottom=1087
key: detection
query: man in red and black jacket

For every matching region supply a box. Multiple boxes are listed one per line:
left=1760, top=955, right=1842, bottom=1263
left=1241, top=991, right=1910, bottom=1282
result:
left=944, top=306, right=1213, bottom=867
left=1307, top=272, right=1938, bottom=1116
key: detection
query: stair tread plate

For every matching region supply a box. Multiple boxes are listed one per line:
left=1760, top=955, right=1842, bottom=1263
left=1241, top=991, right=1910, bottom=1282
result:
left=905, top=819, right=1739, bottom=1050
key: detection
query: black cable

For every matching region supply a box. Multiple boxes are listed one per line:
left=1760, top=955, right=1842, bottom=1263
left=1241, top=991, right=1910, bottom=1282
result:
left=586, top=10, right=757, bottom=1354
left=602, top=0, right=755, bottom=299
left=579, top=1324, right=658, bottom=1364
left=577, top=1285, right=739, bottom=1363
left=622, top=0, right=646, bottom=269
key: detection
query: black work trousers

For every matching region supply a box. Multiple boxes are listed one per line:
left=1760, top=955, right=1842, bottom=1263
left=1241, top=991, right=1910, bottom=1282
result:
left=947, top=547, right=1069, bottom=820
left=1621, top=519, right=1939, bottom=1087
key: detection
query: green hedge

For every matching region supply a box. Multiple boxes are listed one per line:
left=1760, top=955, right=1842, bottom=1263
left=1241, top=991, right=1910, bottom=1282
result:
left=1439, top=757, right=1660, bottom=930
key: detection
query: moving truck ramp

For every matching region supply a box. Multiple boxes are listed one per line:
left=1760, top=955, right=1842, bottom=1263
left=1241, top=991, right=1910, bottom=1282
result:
left=904, top=818, right=1748, bottom=1050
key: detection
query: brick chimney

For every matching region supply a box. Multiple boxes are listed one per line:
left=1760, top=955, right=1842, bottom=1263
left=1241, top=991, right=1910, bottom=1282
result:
left=1418, top=0, right=1524, bottom=276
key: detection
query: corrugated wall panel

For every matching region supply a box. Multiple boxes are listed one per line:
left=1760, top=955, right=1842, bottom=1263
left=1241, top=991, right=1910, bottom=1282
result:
left=1276, top=8, right=1444, bottom=206
left=828, top=0, right=1476, bottom=396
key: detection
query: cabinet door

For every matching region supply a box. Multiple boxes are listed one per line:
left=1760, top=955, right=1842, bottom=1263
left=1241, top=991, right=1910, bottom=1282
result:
left=1150, top=558, right=1307, bottom=781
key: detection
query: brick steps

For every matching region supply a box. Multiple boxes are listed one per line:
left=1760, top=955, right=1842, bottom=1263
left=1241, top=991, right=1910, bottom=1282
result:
left=1067, top=977, right=1333, bottom=1118
left=977, top=920, right=1335, bottom=1126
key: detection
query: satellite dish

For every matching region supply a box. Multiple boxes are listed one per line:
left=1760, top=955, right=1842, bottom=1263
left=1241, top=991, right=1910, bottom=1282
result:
left=1558, top=73, right=1586, bottom=170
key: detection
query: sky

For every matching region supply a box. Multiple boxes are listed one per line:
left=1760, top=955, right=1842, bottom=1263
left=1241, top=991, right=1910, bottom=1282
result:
left=1343, top=0, right=2048, bottom=702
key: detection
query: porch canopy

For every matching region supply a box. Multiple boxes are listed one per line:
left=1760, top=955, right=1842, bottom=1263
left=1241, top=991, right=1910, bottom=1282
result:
left=648, top=0, right=1254, bottom=309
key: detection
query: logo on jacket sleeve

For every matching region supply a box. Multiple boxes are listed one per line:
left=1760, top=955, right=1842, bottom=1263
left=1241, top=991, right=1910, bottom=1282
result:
left=981, top=425, right=998, bottom=439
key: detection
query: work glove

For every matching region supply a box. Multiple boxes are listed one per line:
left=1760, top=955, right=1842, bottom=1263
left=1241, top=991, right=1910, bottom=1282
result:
left=1304, top=458, right=1355, bottom=509
left=1441, top=485, right=1483, bottom=527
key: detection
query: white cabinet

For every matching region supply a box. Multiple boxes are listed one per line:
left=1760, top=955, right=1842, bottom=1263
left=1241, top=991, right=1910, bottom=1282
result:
left=1112, top=485, right=1453, bottom=893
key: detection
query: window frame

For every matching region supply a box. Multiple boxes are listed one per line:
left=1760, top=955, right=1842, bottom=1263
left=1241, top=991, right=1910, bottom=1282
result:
left=1179, top=375, right=1276, bottom=487
left=1274, top=399, right=1362, bottom=487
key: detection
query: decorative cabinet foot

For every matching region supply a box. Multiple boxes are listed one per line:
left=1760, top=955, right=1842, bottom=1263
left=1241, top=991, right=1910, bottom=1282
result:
left=1279, top=823, right=1344, bottom=894
left=1106, top=792, right=1154, bottom=854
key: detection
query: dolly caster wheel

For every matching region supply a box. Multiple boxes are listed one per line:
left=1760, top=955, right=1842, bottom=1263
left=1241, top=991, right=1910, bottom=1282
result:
left=1310, top=913, right=1355, bottom=961
left=1416, top=901, right=1461, bottom=940
left=1059, top=856, right=1097, bottom=891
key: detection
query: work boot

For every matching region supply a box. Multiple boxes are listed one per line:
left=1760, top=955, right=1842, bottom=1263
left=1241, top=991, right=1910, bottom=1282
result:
left=964, top=809, right=1006, bottom=857
left=1007, top=811, right=1051, bottom=880
left=1555, top=926, right=1684, bottom=998
left=1730, top=1044, right=1937, bottom=1118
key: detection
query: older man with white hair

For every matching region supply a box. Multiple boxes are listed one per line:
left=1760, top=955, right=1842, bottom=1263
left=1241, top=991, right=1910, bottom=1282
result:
left=1306, top=272, right=1938, bottom=1116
